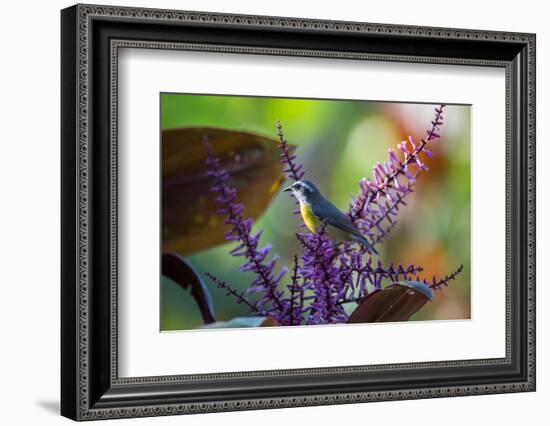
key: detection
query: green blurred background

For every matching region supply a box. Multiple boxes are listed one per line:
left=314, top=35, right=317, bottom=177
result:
left=160, top=94, right=471, bottom=331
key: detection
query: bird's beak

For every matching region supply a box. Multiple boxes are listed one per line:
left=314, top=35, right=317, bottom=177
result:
left=283, top=185, right=293, bottom=193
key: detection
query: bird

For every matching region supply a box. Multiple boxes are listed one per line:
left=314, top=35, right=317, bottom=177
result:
left=283, top=179, right=378, bottom=254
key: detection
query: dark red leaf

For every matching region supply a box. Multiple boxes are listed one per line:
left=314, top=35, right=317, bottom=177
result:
left=162, top=127, right=291, bottom=255
left=348, top=281, right=434, bottom=323
left=162, top=253, right=216, bottom=324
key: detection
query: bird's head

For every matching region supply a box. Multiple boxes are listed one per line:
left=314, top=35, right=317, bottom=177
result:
left=283, top=180, right=321, bottom=204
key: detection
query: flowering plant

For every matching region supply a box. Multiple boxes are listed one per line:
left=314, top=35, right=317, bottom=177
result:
left=204, top=105, right=463, bottom=326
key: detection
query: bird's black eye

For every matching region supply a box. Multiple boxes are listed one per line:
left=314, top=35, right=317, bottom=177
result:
left=300, top=183, right=311, bottom=194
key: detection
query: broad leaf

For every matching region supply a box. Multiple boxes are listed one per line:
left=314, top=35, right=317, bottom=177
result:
left=347, top=281, right=435, bottom=323
left=162, top=127, right=291, bottom=255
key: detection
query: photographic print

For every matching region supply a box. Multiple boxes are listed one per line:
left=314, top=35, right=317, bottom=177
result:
left=161, top=95, right=471, bottom=331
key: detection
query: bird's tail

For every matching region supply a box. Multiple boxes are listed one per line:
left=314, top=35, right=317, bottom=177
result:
left=353, top=234, right=379, bottom=255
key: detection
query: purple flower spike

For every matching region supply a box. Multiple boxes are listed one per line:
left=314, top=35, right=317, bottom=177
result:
left=203, top=136, right=288, bottom=318
left=428, top=264, right=464, bottom=290
left=348, top=105, right=445, bottom=247
left=296, top=228, right=348, bottom=324
left=276, top=120, right=305, bottom=182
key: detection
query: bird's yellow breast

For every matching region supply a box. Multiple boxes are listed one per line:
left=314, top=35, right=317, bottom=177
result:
left=300, top=203, right=322, bottom=234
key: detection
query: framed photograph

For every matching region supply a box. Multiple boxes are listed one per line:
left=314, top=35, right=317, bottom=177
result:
left=61, top=4, right=536, bottom=421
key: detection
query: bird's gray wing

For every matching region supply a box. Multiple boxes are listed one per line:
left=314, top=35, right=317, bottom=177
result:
left=312, top=199, right=361, bottom=236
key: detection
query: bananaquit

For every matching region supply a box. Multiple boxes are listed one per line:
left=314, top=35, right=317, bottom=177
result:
left=284, top=180, right=378, bottom=255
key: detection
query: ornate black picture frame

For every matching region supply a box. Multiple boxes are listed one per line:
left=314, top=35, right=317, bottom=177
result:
left=61, top=4, right=536, bottom=421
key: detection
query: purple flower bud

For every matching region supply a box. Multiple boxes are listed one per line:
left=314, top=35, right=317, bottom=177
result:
left=388, top=148, right=399, bottom=165
left=424, top=148, right=433, bottom=159
left=409, top=136, right=417, bottom=150
left=403, top=165, right=415, bottom=180
left=415, top=157, right=428, bottom=171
